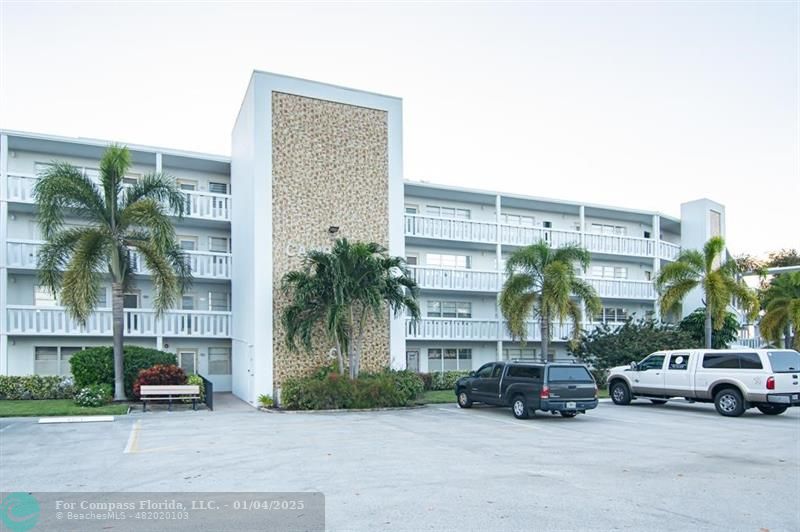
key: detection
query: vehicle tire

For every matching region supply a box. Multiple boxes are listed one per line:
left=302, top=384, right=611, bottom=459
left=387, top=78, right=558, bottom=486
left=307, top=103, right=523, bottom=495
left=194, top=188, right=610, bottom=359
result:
left=511, top=395, right=530, bottom=419
left=456, top=389, right=473, bottom=409
left=714, top=388, right=745, bottom=417
left=650, top=399, right=668, bottom=405
left=559, top=411, right=578, bottom=418
left=756, top=404, right=788, bottom=416
left=610, top=381, right=631, bottom=405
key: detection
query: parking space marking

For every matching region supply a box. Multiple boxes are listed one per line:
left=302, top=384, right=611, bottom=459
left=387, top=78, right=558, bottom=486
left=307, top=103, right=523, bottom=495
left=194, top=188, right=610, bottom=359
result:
left=0, top=423, right=15, bottom=433
left=123, top=420, right=141, bottom=454
left=435, top=407, right=542, bottom=429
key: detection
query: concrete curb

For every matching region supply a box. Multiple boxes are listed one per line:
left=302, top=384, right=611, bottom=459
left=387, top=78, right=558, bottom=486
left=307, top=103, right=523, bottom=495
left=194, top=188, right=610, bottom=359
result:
left=259, top=404, right=430, bottom=414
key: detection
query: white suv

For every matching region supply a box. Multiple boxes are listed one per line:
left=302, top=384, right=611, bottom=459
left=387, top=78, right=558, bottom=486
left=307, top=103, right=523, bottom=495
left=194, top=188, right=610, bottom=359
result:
left=607, top=349, right=800, bottom=417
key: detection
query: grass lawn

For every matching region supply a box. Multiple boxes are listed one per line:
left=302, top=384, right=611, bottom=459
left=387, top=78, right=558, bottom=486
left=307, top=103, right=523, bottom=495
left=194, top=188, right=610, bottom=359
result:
left=419, top=390, right=456, bottom=404
left=0, top=400, right=129, bottom=418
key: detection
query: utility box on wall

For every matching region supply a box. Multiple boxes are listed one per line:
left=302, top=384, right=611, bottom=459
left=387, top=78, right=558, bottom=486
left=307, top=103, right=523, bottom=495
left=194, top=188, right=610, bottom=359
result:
left=230, top=72, right=405, bottom=405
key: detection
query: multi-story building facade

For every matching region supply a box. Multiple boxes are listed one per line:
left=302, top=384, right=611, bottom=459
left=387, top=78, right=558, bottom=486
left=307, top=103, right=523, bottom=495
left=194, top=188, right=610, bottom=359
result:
left=0, top=71, right=730, bottom=403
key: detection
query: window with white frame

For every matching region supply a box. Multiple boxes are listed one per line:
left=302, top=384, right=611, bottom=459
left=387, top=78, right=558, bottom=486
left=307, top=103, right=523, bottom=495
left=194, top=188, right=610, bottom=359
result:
left=96, top=287, right=108, bottom=308
left=500, top=213, right=536, bottom=227
left=405, top=205, right=418, bottom=215
left=208, top=182, right=229, bottom=194
left=178, top=236, right=198, bottom=251
left=34, top=286, right=58, bottom=307
left=209, top=292, right=230, bottom=311
left=177, top=179, right=197, bottom=191
left=209, top=237, right=229, bottom=253
left=590, top=266, right=628, bottom=279
left=427, top=300, right=472, bottom=318
left=34, top=346, right=81, bottom=376
left=208, top=347, right=232, bottom=375
left=182, top=295, right=195, bottom=310
left=503, top=348, right=537, bottom=360
left=426, top=253, right=470, bottom=269
left=428, top=348, right=472, bottom=372
left=602, top=307, right=628, bottom=323
left=425, top=205, right=470, bottom=220
left=591, top=223, right=627, bottom=235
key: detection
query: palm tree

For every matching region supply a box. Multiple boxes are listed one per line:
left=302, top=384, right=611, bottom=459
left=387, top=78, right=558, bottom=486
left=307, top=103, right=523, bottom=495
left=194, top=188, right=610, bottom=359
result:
left=657, top=236, right=757, bottom=349
left=35, top=145, right=191, bottom=400
left=500, top=241, right=601, bottom=359
left=282, top=238, right=420, bottom=378
left=759, top=272, right=800, bottom=349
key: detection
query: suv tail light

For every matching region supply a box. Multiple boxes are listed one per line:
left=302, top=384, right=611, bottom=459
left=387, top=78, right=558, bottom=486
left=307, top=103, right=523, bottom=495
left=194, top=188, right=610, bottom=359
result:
left=767, top=376, right=775, bottom=390
left=540, top=386, right=550, bottom=399
left=594, top=384, right=598, bottom=398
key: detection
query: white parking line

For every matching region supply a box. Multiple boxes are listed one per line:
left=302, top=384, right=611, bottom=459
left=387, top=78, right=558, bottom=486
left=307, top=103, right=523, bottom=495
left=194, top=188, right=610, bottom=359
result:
left=123, top=420, right=141, bottom=454
left=435, top=407, right=541, bottom=429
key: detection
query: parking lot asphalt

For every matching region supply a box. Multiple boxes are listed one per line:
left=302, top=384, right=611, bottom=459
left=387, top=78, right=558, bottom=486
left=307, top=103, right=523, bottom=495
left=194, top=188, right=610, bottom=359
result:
left=1, top=399, right=799, bottom=532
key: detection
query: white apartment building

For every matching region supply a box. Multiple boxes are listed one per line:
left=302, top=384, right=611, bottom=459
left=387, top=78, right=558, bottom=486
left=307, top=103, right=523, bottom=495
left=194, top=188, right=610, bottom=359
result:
left=0, top=71, right=729, bottom=403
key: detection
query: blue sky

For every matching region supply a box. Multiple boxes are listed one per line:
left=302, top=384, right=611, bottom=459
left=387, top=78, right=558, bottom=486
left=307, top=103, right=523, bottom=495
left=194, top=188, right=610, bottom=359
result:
left=1, top=1, right=797, bottom=256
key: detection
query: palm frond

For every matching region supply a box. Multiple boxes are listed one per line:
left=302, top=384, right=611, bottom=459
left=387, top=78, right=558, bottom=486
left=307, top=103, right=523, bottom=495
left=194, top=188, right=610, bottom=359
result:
left=34, top=163, right=107, bottom=238
left=59, top=229, right=111, bottom=324
left=99, top=144, right=131, bottom=214
left=123, top=172, right=186, bottom=217
left=119, top=198, right=176, bottom=251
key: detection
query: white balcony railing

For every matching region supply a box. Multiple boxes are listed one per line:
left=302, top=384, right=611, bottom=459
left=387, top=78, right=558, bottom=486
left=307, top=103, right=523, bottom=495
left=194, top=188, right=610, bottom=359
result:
left=501, top=226, right=582, bottom=248
left=6, top=173, right=231, bottom=222
left=408, top=266, right=499, bottom=292
left=659, top=241, right=681, bottom=261
left=406, top=318, right=623, bottom=342
left=6, top=240, right=231, bottom=280
left=583, top=277, right=657, bottom=300
left=405, top=214, right=497, bottom=244
left=6, top=306, right=231, bottom=337
left=583, top=232, right=655, bottom=257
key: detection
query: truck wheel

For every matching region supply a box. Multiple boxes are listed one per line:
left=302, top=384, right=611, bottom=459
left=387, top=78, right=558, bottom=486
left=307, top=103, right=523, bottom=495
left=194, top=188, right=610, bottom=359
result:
left=457, top=390, right=473, bottom=409
left=610, top=382, right=631, bottom=405
left=756, top=404, right=787, bottom=416
left=714, top=388, right=745, bottom=417
left=511, top=395, right=530, bottom=419
left=559, top=411, right=578, bottom=418
left=650, top=400, right=668, bottom=405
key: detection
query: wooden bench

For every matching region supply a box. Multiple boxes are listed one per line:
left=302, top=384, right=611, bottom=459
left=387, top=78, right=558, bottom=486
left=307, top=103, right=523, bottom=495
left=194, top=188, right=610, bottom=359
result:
left=140, top=385, right=200, bottom=412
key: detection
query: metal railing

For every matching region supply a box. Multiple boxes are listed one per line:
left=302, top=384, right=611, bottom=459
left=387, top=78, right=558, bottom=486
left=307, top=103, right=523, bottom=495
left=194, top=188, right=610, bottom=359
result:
left=199, top=374, right=214, bottom=411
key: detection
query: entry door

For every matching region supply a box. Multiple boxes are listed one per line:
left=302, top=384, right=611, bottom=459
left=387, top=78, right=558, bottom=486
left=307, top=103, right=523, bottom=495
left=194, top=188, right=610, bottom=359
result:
left=178, top=349, right=197, bottom=376
left=406, top=350, right=419, bottom=372
left=631, top=354, right=666, bottom=395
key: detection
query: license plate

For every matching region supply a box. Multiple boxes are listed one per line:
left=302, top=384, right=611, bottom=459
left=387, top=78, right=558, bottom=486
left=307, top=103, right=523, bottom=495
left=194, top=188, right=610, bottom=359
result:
left=566, top=402, right=576, bottom=409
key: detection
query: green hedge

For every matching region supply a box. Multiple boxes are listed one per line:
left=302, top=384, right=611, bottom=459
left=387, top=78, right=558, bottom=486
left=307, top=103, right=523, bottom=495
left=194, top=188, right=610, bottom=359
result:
left=0, top=375, right=75, bottom=400
left=70, top=346, right=177, bottom=398
left=419, top=371, right=471, bottom=391
left=281, top=369, right=424, bottom=410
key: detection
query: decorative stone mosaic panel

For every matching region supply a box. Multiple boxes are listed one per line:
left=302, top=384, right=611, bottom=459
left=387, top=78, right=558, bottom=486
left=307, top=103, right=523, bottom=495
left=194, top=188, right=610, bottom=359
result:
left=272, top=92, right=390, bottom=386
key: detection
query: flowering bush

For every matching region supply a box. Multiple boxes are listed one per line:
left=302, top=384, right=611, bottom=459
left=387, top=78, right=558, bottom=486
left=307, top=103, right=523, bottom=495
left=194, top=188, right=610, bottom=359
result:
left=0, top=375, right=75, bottom=400
left=132, top=365, right=187, bottom=399
left=74, top=384, right=112, bottom=407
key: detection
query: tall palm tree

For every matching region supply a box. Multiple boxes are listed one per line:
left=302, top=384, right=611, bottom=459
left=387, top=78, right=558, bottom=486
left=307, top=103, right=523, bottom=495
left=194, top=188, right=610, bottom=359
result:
left=283, top=238, right=420, bottom=378
left=500, top=241, right=601, bottom=359
left=657, top=236, right=757, bottom=349
left=35, top=145, right=191, bottom=400
left=759, top=272, right=800, bottom=349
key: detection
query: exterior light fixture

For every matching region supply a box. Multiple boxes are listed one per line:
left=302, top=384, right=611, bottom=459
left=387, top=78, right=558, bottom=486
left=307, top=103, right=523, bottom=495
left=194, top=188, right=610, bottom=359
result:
left=328, top=226, right=340, bottom=234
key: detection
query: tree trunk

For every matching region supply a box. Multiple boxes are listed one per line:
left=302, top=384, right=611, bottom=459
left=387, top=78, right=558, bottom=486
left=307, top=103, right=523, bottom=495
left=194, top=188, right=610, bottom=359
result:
left=354, top=309, right=368, bottom=378
left=348, top=307, right=357, bottom=379
left=111, top=282, right=126, bottom=401
left=704, top=310, right=713, bottom=349
left=784, top=325, right=792, bottom=350
left=335, top=338, right=345, bottom=375
left=540, top=316, right=550, bottom=362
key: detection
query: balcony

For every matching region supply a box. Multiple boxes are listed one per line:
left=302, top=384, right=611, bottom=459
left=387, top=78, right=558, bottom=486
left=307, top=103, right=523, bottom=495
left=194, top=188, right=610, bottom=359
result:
left=6, top=305, right=231, bottom=337
left=409, top=266, right=499, bottom=292
left=406, top=318, right=621, bottom=342
left=6, top=173, right=231, bottom=222
left=583, top=277, right=657, bottom=300
left=405, top=214, right=497, bottom=244
left=6, top=240, right=231, bottom=280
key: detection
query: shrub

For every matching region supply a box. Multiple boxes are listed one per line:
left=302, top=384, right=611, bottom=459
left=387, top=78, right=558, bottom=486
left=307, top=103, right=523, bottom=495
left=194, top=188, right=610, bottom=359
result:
left=74, top=384, right=112, bottom=407
left=417, top=372, right=433, bottom=391
left=185, top=374, right=205, bottom=403
left=430, top=371, right=471, bottom=391
left=258, top=394, right=274, bottom=408
left=280, top=367, right=423, bottom=410
left=70, top=346, right=177, bottom=398
left=0, top=375, right=75, bottom=400
left=132, top=364, right=187, bottom=399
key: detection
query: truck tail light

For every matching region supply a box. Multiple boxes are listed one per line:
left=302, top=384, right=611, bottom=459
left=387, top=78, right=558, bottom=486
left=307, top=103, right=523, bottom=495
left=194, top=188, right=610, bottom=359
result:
left=540, top=386, right=550, bottom=399
left=767, top=376, right=775, bottom=390
left=594, top=384, right=598, bottom=398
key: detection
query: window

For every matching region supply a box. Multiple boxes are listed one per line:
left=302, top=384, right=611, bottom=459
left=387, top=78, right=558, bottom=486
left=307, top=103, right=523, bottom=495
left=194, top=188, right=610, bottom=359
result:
left=208, top=182, right=228, bottom=194
left=503, top=348, right=537, bottom=360
left=542, top=221, right=552, bottom=229
left=178, top=237, right=197, bottom=251
left=208, top=347, right=232, bottom=375
left=710, top=210, right=722, bottom=237
left=638, top=354, right=665, bottom=371
left=34, top=286, right=58, bottom=307
left=491, top=365, right=503, bottom=378
left=426, top=300, right=471, bottom=318
left=644, top=271, right=652, bottom=281
left=209, top=237, right=229, bottom=253
left=122, top=173, right=140, bottom=186
left=548, top=366, right=593, bottom=382
left=34, top=346, right=80, bottom=376
left=702, top=352, right=764, bottom=370
left=590, top=266, right=628, bottom=279
left=425, top=205, right=470, bottom=219
left=668, top=354, right=689, bottom=370
left=767, top=351, right=800, bottom=372
left=123, top=293, right=139, bottom=308
left=182, top=295, right=195, bottom=310
left=602, top=307, right=628, bottom=322
left=507, top=365, right=542, bottom=379
left=738, top=353, right=763, bottom=369
left=427, top=253, right=470, bottom=269
left=209, top=292, right=230, bottom=311
left=96, top=287, right=108, bottom=308
left=591, top=223, right=627, bottom=235
left=405, top=205, right=418, bottom=215
left=643, top=231, right=651, bottom=239
left=177, top=180, right=197, bottom=191
left=500, top=213, right=535, bottom=227
left=406, top=256, right=418, bottom=266
left=475, top=364, right=494, bottom=378
left=429, top=348, right=472, bottom=372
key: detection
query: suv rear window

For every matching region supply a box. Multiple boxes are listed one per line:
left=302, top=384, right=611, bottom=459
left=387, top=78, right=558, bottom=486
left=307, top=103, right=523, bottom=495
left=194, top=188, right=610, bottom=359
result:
left=702, top=353, right=763, bottom=369
left=548, top=366, right=593, bottom=382
left=507, top=365, right=542, bottom=379
left=767, top=350, right=800, bottom=373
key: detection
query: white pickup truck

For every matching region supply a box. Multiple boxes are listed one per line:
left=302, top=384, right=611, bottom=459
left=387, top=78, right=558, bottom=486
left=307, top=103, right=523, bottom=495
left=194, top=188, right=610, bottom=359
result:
left=607, top=349, right=800, bottom=417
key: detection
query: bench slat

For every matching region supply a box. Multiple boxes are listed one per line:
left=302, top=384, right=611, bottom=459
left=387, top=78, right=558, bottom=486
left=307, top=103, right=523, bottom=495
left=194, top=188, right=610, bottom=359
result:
left=140, top=385, right=200, bottom=395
